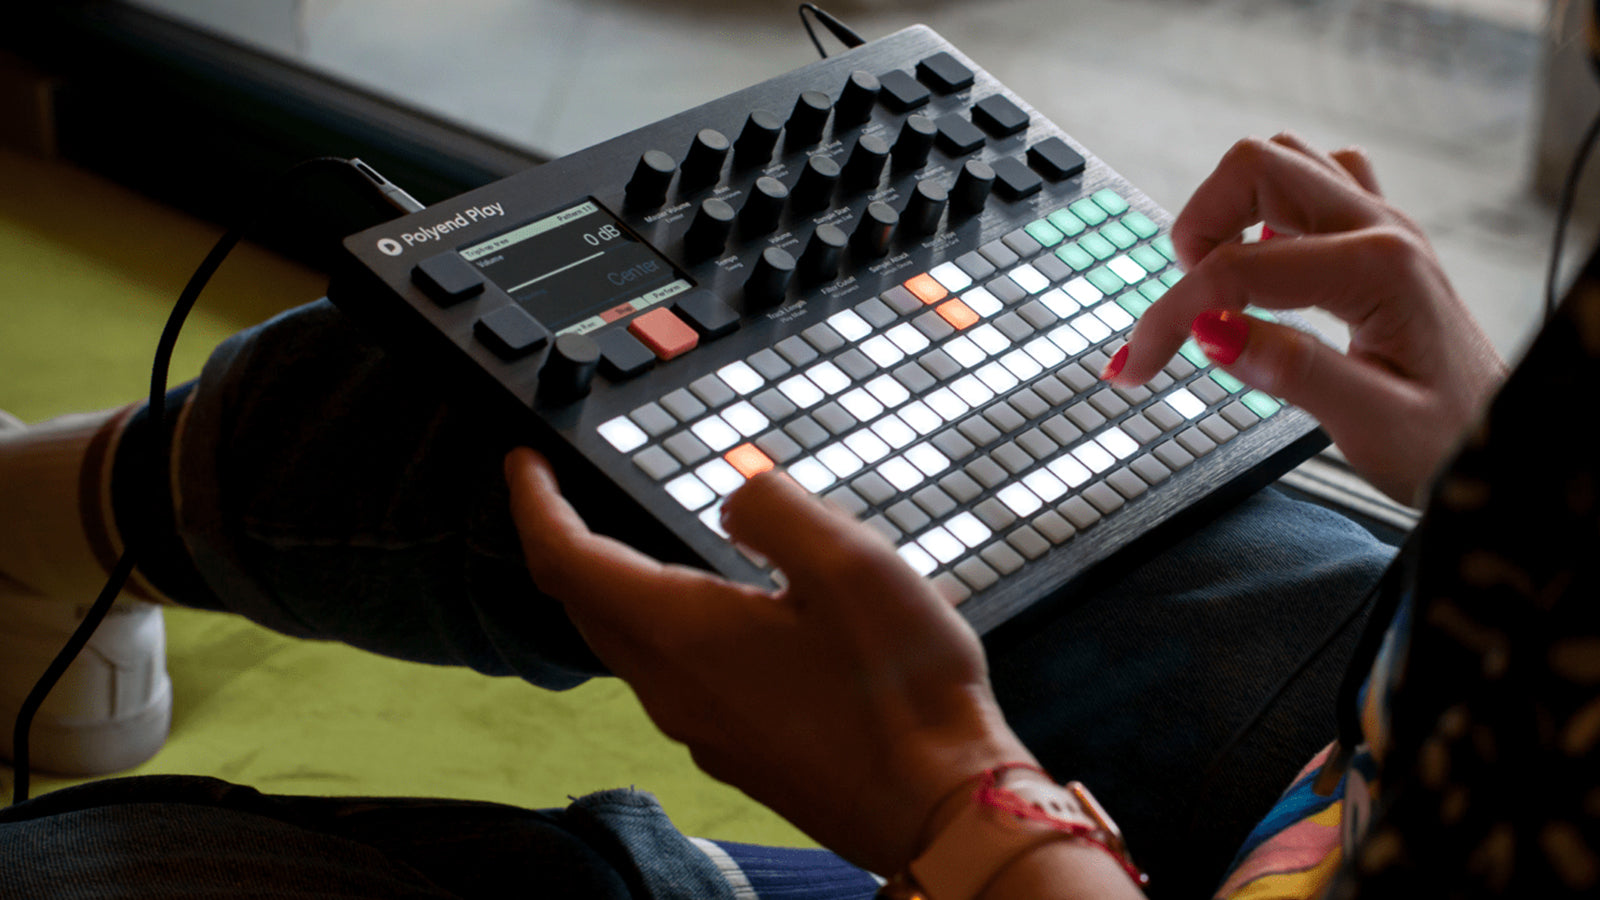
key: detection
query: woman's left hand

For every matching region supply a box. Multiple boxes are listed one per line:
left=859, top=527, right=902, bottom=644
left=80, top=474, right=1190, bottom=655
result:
left=505, top=448, right=1035, bottom=876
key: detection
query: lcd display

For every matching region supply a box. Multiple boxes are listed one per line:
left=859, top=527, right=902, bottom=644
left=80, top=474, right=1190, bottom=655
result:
left=459, top=199, right=690, bottom=335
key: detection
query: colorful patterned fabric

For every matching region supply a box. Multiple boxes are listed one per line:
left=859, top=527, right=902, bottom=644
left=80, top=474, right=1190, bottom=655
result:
left=1214, top=610, right=1400, bottom=900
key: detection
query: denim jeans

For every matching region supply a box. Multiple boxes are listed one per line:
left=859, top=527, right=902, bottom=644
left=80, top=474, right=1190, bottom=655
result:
left=1, top=301, right=1394, bottom=898
left=0, top=776, right=734, bottom=899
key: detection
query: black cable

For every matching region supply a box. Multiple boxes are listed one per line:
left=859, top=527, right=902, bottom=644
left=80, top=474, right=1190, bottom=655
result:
left=9, top=555, right=137, bottom=806
left=1545, top=1, right=1600, bottom=322
left=1544, top=107, right=1600, bottom=322
left=1592, top=0, right=1600, bottom=82
left=1324, top=529, right=1420, bottom=772
left=10, top=155, right=418, bottom=806
left=797, top=3, right=864, bottom=59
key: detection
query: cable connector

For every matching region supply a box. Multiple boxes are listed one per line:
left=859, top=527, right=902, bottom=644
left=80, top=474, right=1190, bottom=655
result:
left=350, top=158, right=425, bottom=214
left=798, top=4, right=864, bottom=59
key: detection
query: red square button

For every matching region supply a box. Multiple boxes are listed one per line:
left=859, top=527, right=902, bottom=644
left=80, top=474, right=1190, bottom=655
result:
left=628, top=307, right=699, bottom=361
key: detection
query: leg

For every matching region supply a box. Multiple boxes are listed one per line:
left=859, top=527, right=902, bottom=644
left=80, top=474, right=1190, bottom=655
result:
left=1, top=408, right=172, bottom=774
left=149, top=299, right=601, bottom=687
left=990, top=487, right=1395, bottom=899
left=0, top=776, right=700, bottom=899
left=2, top=299, right=597, bottom=776
left=0, top=775, right=879, bottom=899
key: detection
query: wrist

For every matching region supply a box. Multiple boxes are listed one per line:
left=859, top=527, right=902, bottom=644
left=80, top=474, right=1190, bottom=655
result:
left=913, top=752, right=1038, bottom=859
left=880, top=762, right=1147, bottom=900
left=870, top=723, right=1030, bottom=871
left=884, top=722, right=1036, bottom=874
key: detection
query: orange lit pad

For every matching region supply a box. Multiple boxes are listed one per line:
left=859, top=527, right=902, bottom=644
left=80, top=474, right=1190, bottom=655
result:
left=628, top=307, right=699, bottom=360
left=724, top=444, right=775, bottom=478
left=904, top=272, right=948, bottom=305
left=936, top=299, right=979, bottom=330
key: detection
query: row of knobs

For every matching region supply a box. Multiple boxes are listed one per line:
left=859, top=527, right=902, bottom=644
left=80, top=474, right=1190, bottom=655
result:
left=675, top=148, right=985, bottom=252
left=539, top=73, right=964, bottom=403
left=627, top=70, right=887, bottom=209
left=627, top=111, right=949, bottom=218
left=621, top=71, right=1003, bottom=310
left=628, top=137, right=998, bottom=308
left=736, top=156, right=996, bottom=308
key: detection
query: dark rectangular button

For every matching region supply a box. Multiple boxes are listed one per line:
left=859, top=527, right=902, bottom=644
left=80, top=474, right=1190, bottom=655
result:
left=474, top=305, right=548, bottom=359
left=935, top=114, right=985, bottom=155
left=971, top=95, right=1029, bottom=137
left=954, top=250, right=996, bottom=281
left=1033, top=253, right=1074, bottom=283
left=916, top=52, right=975, bottom=93
left=990, top=157, right=1043, bottom=200
left=672, top=290, right=740, bottom=338
left=593, top=328, right=656, bottom=380
left=985, top=273, right=1026, bottom=304
left=1001, top=228, right=1042, bottom=258
left=878, top=69, right=931, bottom=112
left=1028, top=137, right=1087, bottom=180
left=412, top=252, right=485, bottom=306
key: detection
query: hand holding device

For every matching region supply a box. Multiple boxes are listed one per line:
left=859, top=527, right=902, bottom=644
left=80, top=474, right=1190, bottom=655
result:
left=505, top=446, right=1033, bottom=877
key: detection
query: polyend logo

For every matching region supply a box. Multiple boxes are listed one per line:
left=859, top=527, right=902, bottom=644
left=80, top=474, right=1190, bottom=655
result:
left=376, top=202, right=506, bottom=256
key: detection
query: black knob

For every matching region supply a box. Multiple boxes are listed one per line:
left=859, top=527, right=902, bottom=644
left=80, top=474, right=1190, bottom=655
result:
left=740, top=176, right=789, bottom=235
left=842, top=133, right=891, bottom=192
left=537, top=332, right=601, bottom=405
left=734, top=109, right=783, bottom=168
left=834, top=70, right=880, bottom=130
left=787, top=90, right=832, bottom=147
left=681, top=128, right=730, bottom=190
left=685, top=198, right=736, bottom=261
left=798, top=223, right=848, bottom=285
left=791, top=155, right=841, bottom=215
left=625, top=150, right=676, bottom=209
left=851, top=201, right=899, bottom=260
left=891, top=114, right=937, bottom=171
left=745, top=246, right=797, bottom=308
left=903, top=179, right=948, bottom=237
left=951, top=159, right=996, bottom=219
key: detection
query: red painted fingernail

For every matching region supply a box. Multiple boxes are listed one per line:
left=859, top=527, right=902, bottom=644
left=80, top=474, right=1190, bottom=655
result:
left=1100, top=344, right=1128, bottom=381
left=1191, top=310, right=1250, bottom=365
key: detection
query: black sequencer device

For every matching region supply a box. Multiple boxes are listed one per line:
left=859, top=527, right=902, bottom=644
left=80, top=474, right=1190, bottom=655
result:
left=330, top=25, right=1328, bottom=634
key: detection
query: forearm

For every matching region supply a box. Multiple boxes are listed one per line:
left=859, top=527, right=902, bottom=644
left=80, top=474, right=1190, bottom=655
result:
left=897, top=762, right=1148, bottom=900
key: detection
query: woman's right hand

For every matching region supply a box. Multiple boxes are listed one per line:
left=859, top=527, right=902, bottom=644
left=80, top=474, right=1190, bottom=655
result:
left=1105, top=134, right=1508, bottom=506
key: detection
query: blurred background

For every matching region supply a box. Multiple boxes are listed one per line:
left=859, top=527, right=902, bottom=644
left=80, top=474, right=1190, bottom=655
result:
left=117, top=0, right=1597, bottom=359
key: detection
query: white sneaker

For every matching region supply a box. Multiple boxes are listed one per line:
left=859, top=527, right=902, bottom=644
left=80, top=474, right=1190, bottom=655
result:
left=0, top=410, right=172, bottom=776
left=0, top=594, right=172, bottom=775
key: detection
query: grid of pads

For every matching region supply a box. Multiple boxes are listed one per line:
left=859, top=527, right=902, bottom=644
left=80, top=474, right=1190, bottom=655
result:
left=594, top=188, right=1283, bottom=602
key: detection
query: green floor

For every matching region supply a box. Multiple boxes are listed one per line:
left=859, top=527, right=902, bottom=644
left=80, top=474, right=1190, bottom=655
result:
left=0, top=146, right=807, bottom=847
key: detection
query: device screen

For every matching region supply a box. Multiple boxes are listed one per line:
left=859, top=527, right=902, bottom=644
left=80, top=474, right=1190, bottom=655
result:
left=460, top=199, right=691, bottom=335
